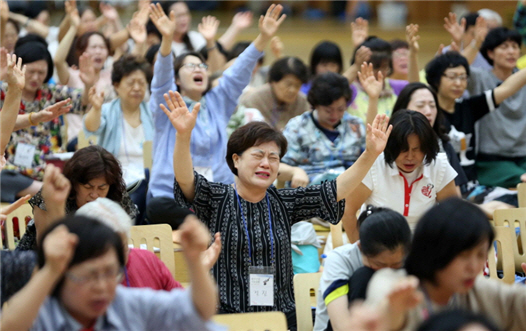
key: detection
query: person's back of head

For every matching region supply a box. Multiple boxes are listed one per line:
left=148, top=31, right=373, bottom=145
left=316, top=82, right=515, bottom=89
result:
left=75, top=198, right=132, bottom=237
left=309, top=41, right=343, bottom=76
left=351, top=36, right=392, bottom=74
left=478, top=9, right=503, bottom=29
left=417, top=309, right=499, bottom=331
left=405, top=197, right=494, bottom=283
left=268, top=56, right=308, bottom=84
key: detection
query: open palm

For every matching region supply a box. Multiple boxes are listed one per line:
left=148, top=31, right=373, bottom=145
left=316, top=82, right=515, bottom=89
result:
left=198, top=16, right=220, bottom=42
left=6, top=53, right=26, bottom=90
left=358, top=62, right=383, bottom=99
left=406, top=24, right=420, bottom=52
left=258, top=4, right=286, bottom=39
left=149, top=3, right=176, bottom=38
left=366, top=114, right=392, bottom=156
left=160, top=90, right=200, bottom=136
left=443, top=12, right=464, bottom=45
left=79, top=53, right=96, bottom=87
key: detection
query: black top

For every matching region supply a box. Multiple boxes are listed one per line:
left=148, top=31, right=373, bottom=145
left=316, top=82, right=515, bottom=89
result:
left=1, top=250, right=37, bottom=305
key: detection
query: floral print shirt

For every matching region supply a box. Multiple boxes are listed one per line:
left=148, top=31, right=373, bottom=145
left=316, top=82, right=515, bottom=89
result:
left=0, top=83, right=84, bottom=180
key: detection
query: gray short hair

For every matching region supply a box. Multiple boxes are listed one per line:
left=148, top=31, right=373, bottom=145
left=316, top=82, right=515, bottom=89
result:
left=478, top=9, right=503, bottom=26
left=75, top=198, right=132, bottom=236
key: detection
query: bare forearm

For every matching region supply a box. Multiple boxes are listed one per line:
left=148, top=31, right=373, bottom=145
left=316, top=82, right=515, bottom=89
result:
left=83, top=107, right=102, bottom=132
left=58, top=17, right=70, bottom=42
left=461, top=40, right=481, bottom=65
left=408, top=52, right=420, bottom=83
left=336, top=150, right=377, bottom=201
left=9, top=12, right=49, bottom=38
left=365, top=96, right=379, bottom=130
left=1, top=88, right=22, bottom=150
left=108, top=28, right=129, bottom=52
left=160, top=33, right=172, bottom=57
left=54, top=25, right=77, bottom=84
left=206, top=42, right=226, bottom=74
left=343, top=64, right=359, bottom=84
left=342, top=210, right=359, bottom=243
left=0, top=266, right=61, bottom=331
left=131, top=41, right=148, bottom=57
left=174, top=134, right=196, bottom=202
left=494, top=67, right=526, bottom=104
left=218, top=25, right=241, bottom=51
left=253, top=34, right=271, bottom=53
left=186, top=259, right=218, bottom=320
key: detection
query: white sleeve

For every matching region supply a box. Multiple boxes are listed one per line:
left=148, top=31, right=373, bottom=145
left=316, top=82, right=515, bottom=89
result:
left=434, top=153, right=457, bottom=192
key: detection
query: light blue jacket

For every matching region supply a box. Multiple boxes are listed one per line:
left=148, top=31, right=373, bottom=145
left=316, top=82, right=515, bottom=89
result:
left=83, top=98, right=154, bottom=157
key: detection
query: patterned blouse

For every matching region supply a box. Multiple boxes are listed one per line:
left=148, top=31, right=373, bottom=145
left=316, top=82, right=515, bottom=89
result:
left=173, top=173, right=345, bottom=318
left=0, top=83, right=84, bottom=181
left=1, top=250, right=37, bottom=305
left=15, top=189, right=137, bottom=251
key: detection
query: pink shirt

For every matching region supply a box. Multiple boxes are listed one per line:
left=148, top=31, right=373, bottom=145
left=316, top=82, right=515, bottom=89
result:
left=122, top=248, right=183, bottom=291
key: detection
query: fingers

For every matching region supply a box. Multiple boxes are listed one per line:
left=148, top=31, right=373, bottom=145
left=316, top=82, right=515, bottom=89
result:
left=163, top=92, right=176, bottom=111
left=0, top=194, right=31, bottom=216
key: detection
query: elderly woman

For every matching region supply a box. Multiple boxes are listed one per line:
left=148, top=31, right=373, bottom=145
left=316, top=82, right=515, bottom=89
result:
left=161, top=90, right=391, bottom=330
left=16, top=145, right=137, bottom=251
left=83, top=55, right=152, bottom=224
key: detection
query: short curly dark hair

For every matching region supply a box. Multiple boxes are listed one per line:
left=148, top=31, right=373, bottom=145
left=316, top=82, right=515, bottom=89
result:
left=425, top=51, right=469, bottom=93
left=111, top=54, right=152, bottom=85
left=268, top=56, right=308, bottom=84
left=307, top=72, right=351, bottom=107
left=480, top=27, right=522, bottom=66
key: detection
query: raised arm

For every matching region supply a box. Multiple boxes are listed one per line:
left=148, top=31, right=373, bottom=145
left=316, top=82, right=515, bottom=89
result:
left=8, top=11, right=49, bottom=39
left=1, top=52, right=25, bottom=151
left=179, top=215, right=218, bottom=320
left=149, top=3, right=176, bottom=58
left=253, top=4, right=286, bottom=53
left=351, top=17, right=369, bottom=49
left=406, top=24, right=421, bottom=83
left=358, top=62, right=382, bottom=127
left=335, top=114, right=391, bottom=201
left=443, top=12, right=465, bottom=48
left=83, top=87, right=105, bottom=132
left=0, top=0, right=8, bottom=48
left=54, top=4, right=80, bottom=85
left=461, top=16, right=488, bottom=65
left=13, top=100, right=72, bottom=131
left=198, top=15, right=224, bottom=73
left=493, top=61, right=526, bottom=104
left=0, top=225, right=78, bottom=331
left=58, top=0, right=75, bottom=42
left=343, top=46, right=371, bottom=84
left=218, top=11, right=253, bottom=51
left=161, top=91, right=200, bottom=202
left=128, top=12, right=149, bottom=57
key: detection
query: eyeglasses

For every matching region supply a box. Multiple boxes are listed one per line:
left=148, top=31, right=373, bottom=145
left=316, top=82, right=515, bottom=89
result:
left=182, top=63, right=208, bottom=71
left=442, top=73, right=468, bottom=82
left=66, top=267, right=124, bottom=287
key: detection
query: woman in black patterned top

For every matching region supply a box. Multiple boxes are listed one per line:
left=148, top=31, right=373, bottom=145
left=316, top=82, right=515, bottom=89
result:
left=161, top=90, right=391, bottom=330
left=16, top=146, right=137, bottom=251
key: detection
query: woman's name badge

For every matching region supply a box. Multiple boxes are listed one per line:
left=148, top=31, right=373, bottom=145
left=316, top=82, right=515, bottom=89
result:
left=249, top=266, right=274, bottom=306
left=14, top=143, right=36, bottom=168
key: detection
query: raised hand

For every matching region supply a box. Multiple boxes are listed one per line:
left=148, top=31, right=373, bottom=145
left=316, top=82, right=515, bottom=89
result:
left=0, top=47, right=8, bottom=81
left=406, top=24, right=420, bottom=53
left=5, top=53, right=26, bottom=91
left=443, top=12, right=465, bottom=46
left=351, top=17, right=369, bottom=48
left=232, top=11, right=253, bottom=30
left=135, top=0, right=151, bottom=25
left=473, top=16, right=489, bottom=45
left=198, top=15, right=220, bottom=43
left=365, top=114, right=392, bottom=156
left=128, top=15, right=147, bottom=44
left=0, top=0, right=9, bottom=23
left=160, top=90, right=200, bottom=137
left=259, top=4, right=286, bottom=39
left=270, top=36, right=284, bottom=58
left=358, top=62, right=383, bottom=99
left=41, top=164, right=71, bottom=218
left=65, top=0, right=80, bottom=27
left=34, top=99, right=72, bottom=123
left=100, top=2, right=119, bottom=22
left=0, top=194, right=31, bottom=221
left=291, top=167, right=309, bottom=188
left=149, top=2, right=176, bottom=38
left=88, top=86, right=104, bottom=111
left=354, top=45, right=372, bottom=67
left=179, top=214, right=212, bottom=262
left=79, top=52, right=97, bottom=87
left=201, top=232, right=221, bottom=270
left=42, top=224, right=78, bottom=276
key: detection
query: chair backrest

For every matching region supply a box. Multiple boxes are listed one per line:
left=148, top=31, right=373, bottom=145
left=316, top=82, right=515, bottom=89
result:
left=77, top=130, right=98, bottom=149
left=3, top=203, right=33, bottom=250
left=293, top=272, right=322, bottom=331
left=493, top=207, right=526, bottom=272
left=143, top=140, right=153, bottom=171
left=129, top=224, right=176, bottom=278
left=487, top=225, right=516, bottom=285
left=518, top=183, right=526, bottom=208
left=212, top=311, right=288, bottom=331
left=330, top=221, right=343, bottom=249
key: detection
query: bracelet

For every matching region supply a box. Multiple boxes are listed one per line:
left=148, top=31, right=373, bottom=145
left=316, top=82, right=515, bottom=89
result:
left=206, top=44, right=217, bottom=52
left=28, top=112, right=38, bottom=126
left=23, top=17, right=30, bottom=28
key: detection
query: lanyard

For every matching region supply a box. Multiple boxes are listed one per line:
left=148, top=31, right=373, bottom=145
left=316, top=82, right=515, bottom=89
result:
left=234, top=184, right=274, bottom=266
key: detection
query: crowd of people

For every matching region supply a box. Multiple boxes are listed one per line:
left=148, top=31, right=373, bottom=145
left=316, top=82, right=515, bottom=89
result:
left=2, top=0, right=526, bottom=331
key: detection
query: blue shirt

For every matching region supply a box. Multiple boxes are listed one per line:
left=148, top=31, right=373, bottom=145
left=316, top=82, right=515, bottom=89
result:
left=147, top=44, right=264, bottom=200
left=31, top=285, right=223, bottom=330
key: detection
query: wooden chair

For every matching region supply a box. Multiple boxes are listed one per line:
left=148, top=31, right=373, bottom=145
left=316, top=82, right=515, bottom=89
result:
left=294, top=272, right=322, bottom=331
left=518, top=183, right=526, bottom=208
left=77, top=130, right=98, bottom=149
left=2, top=203, right=33, bottom=250
left=143, top=140, right=153, bottom=171
left=487, top=225, right=516, bottom=285
left=493, top=207, right=526, bottom=272
left=129, top=224, right=176, bottom=279
left=212, top=311, right=288, bottom=331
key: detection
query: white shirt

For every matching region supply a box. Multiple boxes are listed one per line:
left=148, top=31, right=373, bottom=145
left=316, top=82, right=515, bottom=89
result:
left=118, top=120, right=146, bottom=185
left=361, top=152, right=457, bottom=229
left=171, top=31, right=207, bottom=56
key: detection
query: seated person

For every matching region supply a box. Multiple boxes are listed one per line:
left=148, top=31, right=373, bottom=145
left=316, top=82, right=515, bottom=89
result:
left=1, top=214, right=221, bottom=331
left=313, top=206, right=411, bottom=331
left=237, top=56, right=309, bottom=130
left=342, top=110, right=458, bottom=242
left=281, top=71, right=365, bottom=184
left=300, top=41, right=344, bottom=95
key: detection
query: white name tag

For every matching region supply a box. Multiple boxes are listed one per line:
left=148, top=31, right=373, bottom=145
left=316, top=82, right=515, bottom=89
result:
left=13, top=143, right=36, bottom=168
left=194, top=166, right=214, bottom=182
left=249, top=273, right=274, bottom=306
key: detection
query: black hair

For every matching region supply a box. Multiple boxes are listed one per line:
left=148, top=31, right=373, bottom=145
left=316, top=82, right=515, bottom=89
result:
left=390, top=39, right=409, bottom=51
left=111, top=54, right=152, bottom=85
left=392, top=82, right=449, bottom=143
left=425, top=51, right=470, bottom=93
left=384, top=110, right=439, bottom=167
left=228, top=41, right=265, bottom=66
left=480, top=27, right=522, bottom=66
left=198, top=42, right=229, bottom=62
left=357, top=206, right=411, bottom=257
left=226, top=122, right=288, bottom=176
left=145, top=44, right=161, bottom=66
left=268, top=56, right=308, bottom=84
left=462, top=12, right=480, bottom=32
left=146, top=19, right=162, bottom=40
left=307, top=72, right=351, bottom=106
left=418, top=309, right=499, bottom=331
left=173, top=51, right=211, bottom=95
left=37, top=216, right=125, bottom=296
left=14, top=34, right=53, bottom=83
left=405, top=197, right=494, bottom=284
left=351, top=36, right=392, bottom=74
left=309, top=41, right=343, bottom=76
